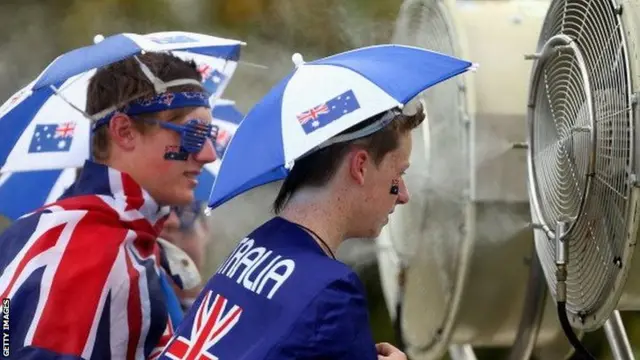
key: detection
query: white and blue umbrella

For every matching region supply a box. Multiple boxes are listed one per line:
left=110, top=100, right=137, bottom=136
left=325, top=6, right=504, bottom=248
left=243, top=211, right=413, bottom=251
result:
left=194, top=100, right=244, bottom=202
left=0, top=168, right=77, bottom=221
left=0, top=101, right=244, bottom=221
left=207, top=44, right=476, bottom=209
left=0, top=31, right=244, bottom=174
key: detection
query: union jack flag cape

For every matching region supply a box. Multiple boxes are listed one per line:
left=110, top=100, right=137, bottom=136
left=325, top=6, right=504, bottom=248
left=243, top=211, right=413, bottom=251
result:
left=0, top=160, right=175, bottom=359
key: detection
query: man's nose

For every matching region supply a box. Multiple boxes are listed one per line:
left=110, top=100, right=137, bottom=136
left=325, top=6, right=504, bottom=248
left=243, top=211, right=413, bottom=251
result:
left=193, top=138, right=217, bottom=164
left=396, top=179, right=410, bottom=205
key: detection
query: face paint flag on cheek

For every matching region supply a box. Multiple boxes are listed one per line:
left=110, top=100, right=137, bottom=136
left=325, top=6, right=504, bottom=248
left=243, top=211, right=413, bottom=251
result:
left=390, top=179, right=399, bottom=195
left=164, top=145, right=189, bottom=161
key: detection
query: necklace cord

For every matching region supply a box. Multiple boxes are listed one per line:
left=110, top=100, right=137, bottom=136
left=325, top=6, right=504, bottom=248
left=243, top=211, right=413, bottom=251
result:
left=294, top=222, right=336, bottom=260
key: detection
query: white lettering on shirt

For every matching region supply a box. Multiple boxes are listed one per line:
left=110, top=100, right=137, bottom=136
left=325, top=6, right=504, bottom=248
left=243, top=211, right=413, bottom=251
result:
left=217, top=237, right=295, bottom=299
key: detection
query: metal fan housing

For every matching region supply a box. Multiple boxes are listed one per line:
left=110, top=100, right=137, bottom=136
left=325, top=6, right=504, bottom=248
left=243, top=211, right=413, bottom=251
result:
left=526, top=0, right=640, bottom=330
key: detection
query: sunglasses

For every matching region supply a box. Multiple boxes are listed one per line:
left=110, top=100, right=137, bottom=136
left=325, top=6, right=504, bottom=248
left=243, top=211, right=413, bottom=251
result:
left=145, top=118, right=219, bottom=154
left=171, top=201, right=204, bottom=230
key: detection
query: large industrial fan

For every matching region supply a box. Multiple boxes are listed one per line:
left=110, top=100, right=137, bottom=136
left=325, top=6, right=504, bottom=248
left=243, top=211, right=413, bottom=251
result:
left=526, top=0, right=640, bottom=358
left=377, top=0, right=581, bottom=359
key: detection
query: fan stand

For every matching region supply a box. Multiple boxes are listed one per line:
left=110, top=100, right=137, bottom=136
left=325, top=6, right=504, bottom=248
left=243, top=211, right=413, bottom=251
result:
left=442, top=245, right=637, bottom=360
left=448, top=345, right=477, bottom=360
left=446, top=249, right=547, bottom=360
left=447, top=312, right=635, bottom=360
left=603, top=311, right=635, bottom=360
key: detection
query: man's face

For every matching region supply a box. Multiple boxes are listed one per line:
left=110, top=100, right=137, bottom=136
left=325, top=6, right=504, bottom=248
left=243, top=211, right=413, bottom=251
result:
left=129, top=107, right=217, bottom=206
left=161, top=205, right=210, bottom=271
left=161, top=204, right=211, bottom=301
left=358, top=132, right=412, bottom=238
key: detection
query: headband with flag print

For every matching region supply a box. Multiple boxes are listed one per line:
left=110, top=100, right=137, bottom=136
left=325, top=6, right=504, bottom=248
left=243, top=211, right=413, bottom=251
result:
left=91, top=55, right=211, bottom=131
left=92, top=91, right=211, bottom=131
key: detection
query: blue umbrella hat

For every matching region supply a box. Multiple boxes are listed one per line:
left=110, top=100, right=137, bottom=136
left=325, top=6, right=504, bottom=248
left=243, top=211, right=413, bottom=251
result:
left=207, top=44, right=477, bottom=210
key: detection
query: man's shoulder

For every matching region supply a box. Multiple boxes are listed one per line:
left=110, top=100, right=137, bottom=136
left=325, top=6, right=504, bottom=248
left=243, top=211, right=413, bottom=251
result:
left=258, top=270, right=372, bottom=359
left=0, top=201, right=132, bottom=272
left=5, top=198, right=122, bottom=237
left=314, top=269, right=367, bottom=307
left=300, top=260, right=361, bottom=295
left=285, top=269, right=367, bottom=323
left=0, top=205, right=82, bottom=247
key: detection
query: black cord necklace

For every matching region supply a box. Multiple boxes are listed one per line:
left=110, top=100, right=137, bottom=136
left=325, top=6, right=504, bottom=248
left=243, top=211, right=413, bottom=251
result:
left=294, top=222, right=336, bottom=260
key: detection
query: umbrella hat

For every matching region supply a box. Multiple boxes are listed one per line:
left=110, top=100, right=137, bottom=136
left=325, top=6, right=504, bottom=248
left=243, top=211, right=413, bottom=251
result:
left=207, top=44, right=477, bottom=210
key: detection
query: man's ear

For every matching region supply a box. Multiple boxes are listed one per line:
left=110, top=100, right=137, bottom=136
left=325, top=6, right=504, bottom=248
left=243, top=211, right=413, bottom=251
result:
left=108, top=113, right=137, bottom=151
left=348, top=148, right=369, bottom=185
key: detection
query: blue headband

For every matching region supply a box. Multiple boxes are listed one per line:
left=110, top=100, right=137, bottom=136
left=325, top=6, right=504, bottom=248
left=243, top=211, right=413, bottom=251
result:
left=92, top=91, right=211, bottom=131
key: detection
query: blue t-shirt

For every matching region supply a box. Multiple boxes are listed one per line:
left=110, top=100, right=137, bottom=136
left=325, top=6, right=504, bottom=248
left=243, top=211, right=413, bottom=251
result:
left=159, top=217, right=377, bottom=359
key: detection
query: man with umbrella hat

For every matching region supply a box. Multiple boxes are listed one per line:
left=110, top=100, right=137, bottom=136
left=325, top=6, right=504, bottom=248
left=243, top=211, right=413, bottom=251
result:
left=0, top=51, right=217, bottom=359
left=162, top=102, right=423, bottom=360
left=160, top=45, right=474, bottom=360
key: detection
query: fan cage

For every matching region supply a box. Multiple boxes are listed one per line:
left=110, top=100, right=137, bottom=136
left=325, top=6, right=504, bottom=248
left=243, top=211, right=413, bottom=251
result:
left=527, top=34, right=596, bottom=246
left=526, top=0, right=634, bottom=326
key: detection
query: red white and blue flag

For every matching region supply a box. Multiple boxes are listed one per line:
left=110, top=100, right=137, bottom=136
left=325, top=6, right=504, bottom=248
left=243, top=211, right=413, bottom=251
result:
left=163, top=291, right=242, bottom=360
left=0, top=161, right=172, bottom=359
left=296, top=89, right=361, bottom=135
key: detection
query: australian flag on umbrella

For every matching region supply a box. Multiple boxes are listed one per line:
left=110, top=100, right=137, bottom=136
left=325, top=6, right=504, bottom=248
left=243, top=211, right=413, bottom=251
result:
left=197, top=64, right=227, bottom=95
left=296, top=89, right=361, bottom=135
left=214, top=128, right=232, bottom=158
left=28, top=122, right=75, bottom=153
left=149, top=34, right=198, bottom=44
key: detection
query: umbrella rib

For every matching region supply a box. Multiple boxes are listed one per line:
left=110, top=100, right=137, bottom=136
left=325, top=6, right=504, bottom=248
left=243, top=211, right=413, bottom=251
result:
left=49, top=85, right=94, bottom=122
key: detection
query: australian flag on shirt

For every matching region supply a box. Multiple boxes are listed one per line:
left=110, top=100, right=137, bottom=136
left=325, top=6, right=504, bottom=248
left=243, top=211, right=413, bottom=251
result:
left=297, top=89, right=361, bottom=135
left=159, top=217, right=378, bottom=360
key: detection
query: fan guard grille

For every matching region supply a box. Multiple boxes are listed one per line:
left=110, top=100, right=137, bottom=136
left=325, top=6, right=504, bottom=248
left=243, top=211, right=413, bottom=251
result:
left=527, top=0, right=633, bottom=325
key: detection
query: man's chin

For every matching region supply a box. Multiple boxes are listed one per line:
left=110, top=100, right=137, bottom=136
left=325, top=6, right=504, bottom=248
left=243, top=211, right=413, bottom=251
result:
left=363, top=226, right=385, bottom=240
left=166, top=191, right=195, bottom=207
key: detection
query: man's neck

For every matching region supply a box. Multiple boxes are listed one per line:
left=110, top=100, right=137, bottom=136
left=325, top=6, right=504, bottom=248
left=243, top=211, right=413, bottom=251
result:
left=278, top=188, right=350, bottom=256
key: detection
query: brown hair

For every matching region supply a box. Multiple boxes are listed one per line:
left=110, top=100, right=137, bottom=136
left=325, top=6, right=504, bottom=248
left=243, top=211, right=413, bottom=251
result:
left=86, top=52, right=203, bottom=161
left=273, top=103, right=425, bottom=213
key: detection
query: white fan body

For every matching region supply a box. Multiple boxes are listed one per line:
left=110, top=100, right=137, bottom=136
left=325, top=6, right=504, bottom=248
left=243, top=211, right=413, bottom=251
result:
left=526, top=0, right=640, bottom=331
left=377, top=0, right=578, bottom=359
